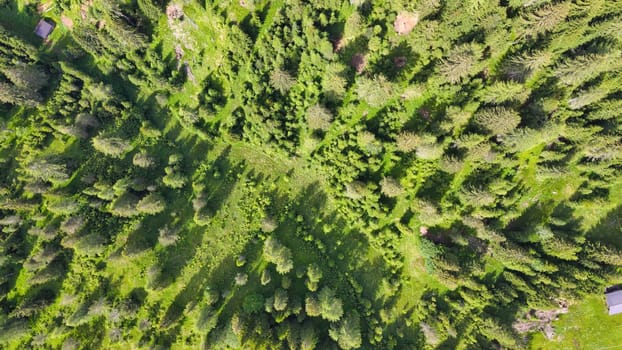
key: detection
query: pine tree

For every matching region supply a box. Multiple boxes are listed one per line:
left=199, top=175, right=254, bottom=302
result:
left=440, top=44, right=481, bottom=84
left=47, top=198, right=80, bottom=216
left=306, top=263, right=322, bottom=291
left=520, top=2, right=570, bottom=37
left=318, top=287, right=343, bottom=321
left=0, top=82, right=42, bottom=106
left=242, top=294, right=264, bottom=314
left=136, top=193, right=166, bottom=215
left=479, top=317, right=518, bottom=348
left=473, top=107, right=521, bottom=135
left=273, top=289, right=288, bottom=311
left=92, top=135, right=132, bottom=158
left=585, top=242, right=622, bottom=266
left=60, top=216, right=85, bottom=235
left=380, top=177, right=404, bottom=197
left=305, top=294, right=321, bottom=317
left=261, top=268, right=272, bottom=285
left=503, top=50, right=552, bottom=82
left=541, top=237, right=580, bottom=261
left=306, top=104, right=333, bottom=131
left=300, top=321, right=318, bottom=350
left=25, top=159, right=70, bottom=183
left=568, top=87, right=610, bottom=110
left=329, top=312, right=362, bottom=350
left=416, top=142, right=444, bottom=160
left=263, top=236, right=294, bottom=274
left=356, top=75, right=394, bottom=107
left=478, top=81, right=529, bottom=104
left=395, top=131, right=420, bottom=153
left=270, top=69, right=295, bottom=93
left=158, top=226, right=179, bottom=246
left=109, top=193, right=140, bottom=217
left=1, top=63, right=48, bottom=90
left=163, top=167, right=188, bottom=188
left=555, top=53, right=618, bottom=86
left=322, top=63, right=347, bottom=101
left=307, top=263, right=322, bottom=284
left=582, top=136, right=622, bottom=162
left=133, top=152, right=155, bottom=168
left=137, top=0, right=163, bottom=24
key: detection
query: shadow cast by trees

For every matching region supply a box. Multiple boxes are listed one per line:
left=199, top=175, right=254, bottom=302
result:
left=0, top=228, right=34, bottom=298
left=373, top=42, right=420, bottom=82
left=147, top=179, right=425, bottom=348
left=149, top=146, right=244, bottom=289
left=586, top=204, right=622, bottom=249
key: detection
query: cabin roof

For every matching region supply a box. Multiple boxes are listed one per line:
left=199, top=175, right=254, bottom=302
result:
left=34, top=19, right=54, bottom=39
left=606, top=290, right=622, bottom=315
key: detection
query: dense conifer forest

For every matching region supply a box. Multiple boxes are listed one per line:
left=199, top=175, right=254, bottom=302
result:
left=0, top=0, right=621, bottom=348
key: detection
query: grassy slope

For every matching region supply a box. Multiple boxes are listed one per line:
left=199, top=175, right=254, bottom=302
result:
left=530, top=295, right=622, bottom=349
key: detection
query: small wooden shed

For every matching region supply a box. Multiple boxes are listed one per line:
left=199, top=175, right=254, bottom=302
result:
left=34, top=19, right=55, bottom=40
left=605, top=288, right=622, bottom=315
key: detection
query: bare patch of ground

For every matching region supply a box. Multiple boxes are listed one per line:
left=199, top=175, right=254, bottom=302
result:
left=394, top=11, right=419, bottom=35
left=61, top=14, right=74, bottom=29
left=351, top=53, right=366, bottom=74
left=332, top=36, right=344, bottom=53
left=37, top=1, right=53, bottom=14
left=166, top=4, right=184, bottom=21
left=80, top=0, right=93, bottom=20
left=394, top=56, right=407, bottom=68
left=513, top=300, right=569, bottom=340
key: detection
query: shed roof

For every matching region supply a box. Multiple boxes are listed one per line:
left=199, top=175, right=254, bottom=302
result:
left=606, top=290, right=622, bottom=315
left=34, top=19, right=54, bottom=39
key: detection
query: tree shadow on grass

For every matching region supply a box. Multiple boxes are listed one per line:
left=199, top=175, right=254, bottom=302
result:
left=519, top=76, right=565, bottom=129
left=200, top=146, right=245, bottom=215
left=11, top=278, right=62, bottom=319
left=372, top=42, right=420, bottom=82
left=159, top=254, right=237, bottom=330
left=69, top=316, right=106, bottom=350
left=585, top=204, right=622, bottom=250
left=149, top=147, right=244, bottom=290
left=377, top=302, right=425, bottom=348
left=416, top=169, right=454, bottom=204
left=168, top=181, right=425, bottom=348
left=503, top=202, right=548, bottom=242
left=0, top=3, right=40, bottom=45
left=123, top=213, right=168, bottom=256
left=0, top=227, right=34, bottom=301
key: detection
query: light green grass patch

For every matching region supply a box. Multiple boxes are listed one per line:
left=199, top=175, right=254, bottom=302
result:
left=530, top=295, right=622, bottom=349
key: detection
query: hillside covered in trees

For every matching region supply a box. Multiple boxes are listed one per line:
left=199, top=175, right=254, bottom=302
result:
left=1, top=0, right=621, bottom=349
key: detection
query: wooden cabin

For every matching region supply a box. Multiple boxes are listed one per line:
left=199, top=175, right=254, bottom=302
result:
left=605, top=287, right=622, bottom=315
left=34, top=19, right=55, bottom=40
